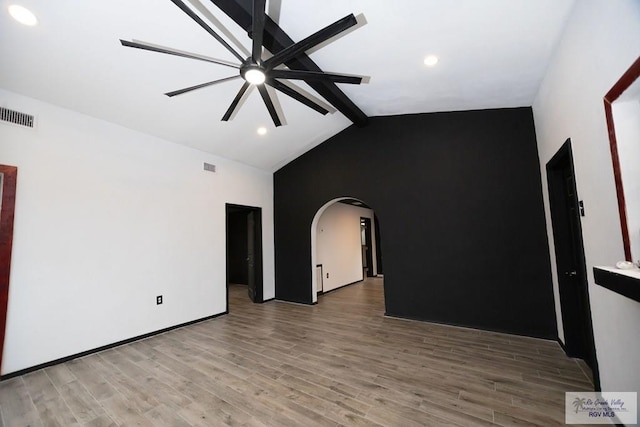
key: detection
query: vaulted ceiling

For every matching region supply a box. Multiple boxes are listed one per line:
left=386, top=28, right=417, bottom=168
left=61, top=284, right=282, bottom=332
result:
left=0, top=0, right=575, bottom=171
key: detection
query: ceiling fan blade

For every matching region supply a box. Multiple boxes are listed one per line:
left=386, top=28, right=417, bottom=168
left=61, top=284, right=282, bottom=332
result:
left=258, top=85, right=282, bottom=127
left=165, top=75, right=241, bottom=97
left=263, top=14, right=357, bottom=70
left=168, top=0, right=245, bottom=62
left=266, top=79, right=328, bottom=115
left=222, top=81, right=251, bottom=121
left=252, top=0, right=266, bottom=64
left=274, top=79, right=336, bottom=112
left=269, top=69, right=362, bottom=84
left=185, top=0, right=250, bottom=57
left=121, top=40, right=239, bottom=69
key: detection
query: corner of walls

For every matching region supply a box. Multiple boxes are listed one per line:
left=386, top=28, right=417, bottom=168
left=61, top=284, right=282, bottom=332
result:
left=531, top=0, right=640, bottom=391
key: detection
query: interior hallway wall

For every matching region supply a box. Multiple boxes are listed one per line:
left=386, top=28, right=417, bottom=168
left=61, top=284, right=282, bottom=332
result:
left=532, top=0, right=640, bottom=391
left=0, top=89, right=274, bottom=375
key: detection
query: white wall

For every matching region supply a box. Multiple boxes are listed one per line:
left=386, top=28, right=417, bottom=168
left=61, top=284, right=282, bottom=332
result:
left=532, top=0, right=640, bottom=391
left=613, top=99, right=640, bottom=260
left=315, top=202, right=376, bottom=293
left=0, top=89, right=274, bottom=375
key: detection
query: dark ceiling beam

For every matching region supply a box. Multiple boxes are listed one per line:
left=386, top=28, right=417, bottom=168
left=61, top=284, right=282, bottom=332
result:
left=209, top=0, right=369, bottom=127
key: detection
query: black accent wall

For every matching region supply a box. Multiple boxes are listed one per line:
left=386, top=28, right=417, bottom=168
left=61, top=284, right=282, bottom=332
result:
left=274, top=107, right=557, bottom=339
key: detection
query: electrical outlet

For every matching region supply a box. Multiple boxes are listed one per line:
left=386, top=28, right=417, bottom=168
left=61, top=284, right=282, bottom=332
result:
left=156, top=295, right=163, bottom=305
left=326, top=273, right=329, bottom=279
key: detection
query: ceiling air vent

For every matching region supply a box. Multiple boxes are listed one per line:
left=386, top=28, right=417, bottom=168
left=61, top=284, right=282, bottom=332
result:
left=0, top=106, right=35, bottom=129
left=203, top=162, right=216, bottom=173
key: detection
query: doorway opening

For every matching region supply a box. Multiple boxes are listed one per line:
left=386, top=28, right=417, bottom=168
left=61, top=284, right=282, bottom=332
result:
left=225, top=204, right=263, bottom=311
left=546, top=140, right=600, bottom=389
left=311, top=197, right=383, bottom=304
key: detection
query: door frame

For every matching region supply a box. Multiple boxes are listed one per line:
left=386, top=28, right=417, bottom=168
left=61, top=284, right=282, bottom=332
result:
left=0, top=165, right=18, bottom=373
left=360, top=217, right=374, bottom=278
left=225, top=204, right=263, bottom=310
left=546, top=139, right=600, bottom=389
left=374, top=215, right=383, bottom=275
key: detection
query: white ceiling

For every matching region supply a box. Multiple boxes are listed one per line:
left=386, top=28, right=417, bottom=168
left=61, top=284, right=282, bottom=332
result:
left=0, top=0, right=575, bottom=171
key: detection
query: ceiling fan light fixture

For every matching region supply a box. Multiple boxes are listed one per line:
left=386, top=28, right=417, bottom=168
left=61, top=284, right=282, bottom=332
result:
left=424, top=55, right=439, bottom=67
left=8, top=4, right=38, bottom=26
left=120, top=1, right=365, bottom=126
left=244, top=68, right=266, bottom=85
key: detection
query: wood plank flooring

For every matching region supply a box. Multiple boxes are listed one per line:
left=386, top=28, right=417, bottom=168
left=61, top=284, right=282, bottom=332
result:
left=0, top=278, right=594, bottom=426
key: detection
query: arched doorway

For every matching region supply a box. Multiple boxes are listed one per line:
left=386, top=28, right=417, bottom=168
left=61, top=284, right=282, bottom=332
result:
left=310, top=197, right=382, bottom=303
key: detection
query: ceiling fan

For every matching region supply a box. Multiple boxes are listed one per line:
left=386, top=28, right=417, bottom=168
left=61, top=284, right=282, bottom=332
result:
left=120, top=0, right=365, bottom=127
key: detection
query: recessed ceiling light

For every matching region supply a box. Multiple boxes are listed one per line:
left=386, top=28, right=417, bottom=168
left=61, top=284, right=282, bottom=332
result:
left=424, top=55, right=439, bottom=67
left=257, top=127, right=267, bottom=135
left=8, top=5, right=38, bottom=26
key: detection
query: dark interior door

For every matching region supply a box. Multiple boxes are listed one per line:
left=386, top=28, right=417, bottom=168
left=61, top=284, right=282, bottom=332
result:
left=546, top=139, right=599, bottom=388
left=247, top=211, right=256, bottom=302
left=227, top=211, right=248, bottom=285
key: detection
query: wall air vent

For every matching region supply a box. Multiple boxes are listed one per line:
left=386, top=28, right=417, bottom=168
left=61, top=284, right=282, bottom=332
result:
left=0, top=107, right=35, bottom=129
left=203, top=162, right=216, bottom=173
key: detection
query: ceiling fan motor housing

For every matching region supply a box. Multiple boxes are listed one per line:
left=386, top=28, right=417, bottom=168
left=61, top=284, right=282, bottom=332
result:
left=240, top=60, right=266, bottom=85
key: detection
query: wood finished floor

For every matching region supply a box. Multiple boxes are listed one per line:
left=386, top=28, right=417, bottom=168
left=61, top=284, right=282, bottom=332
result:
left=0, top=278, right=594, bottom=426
